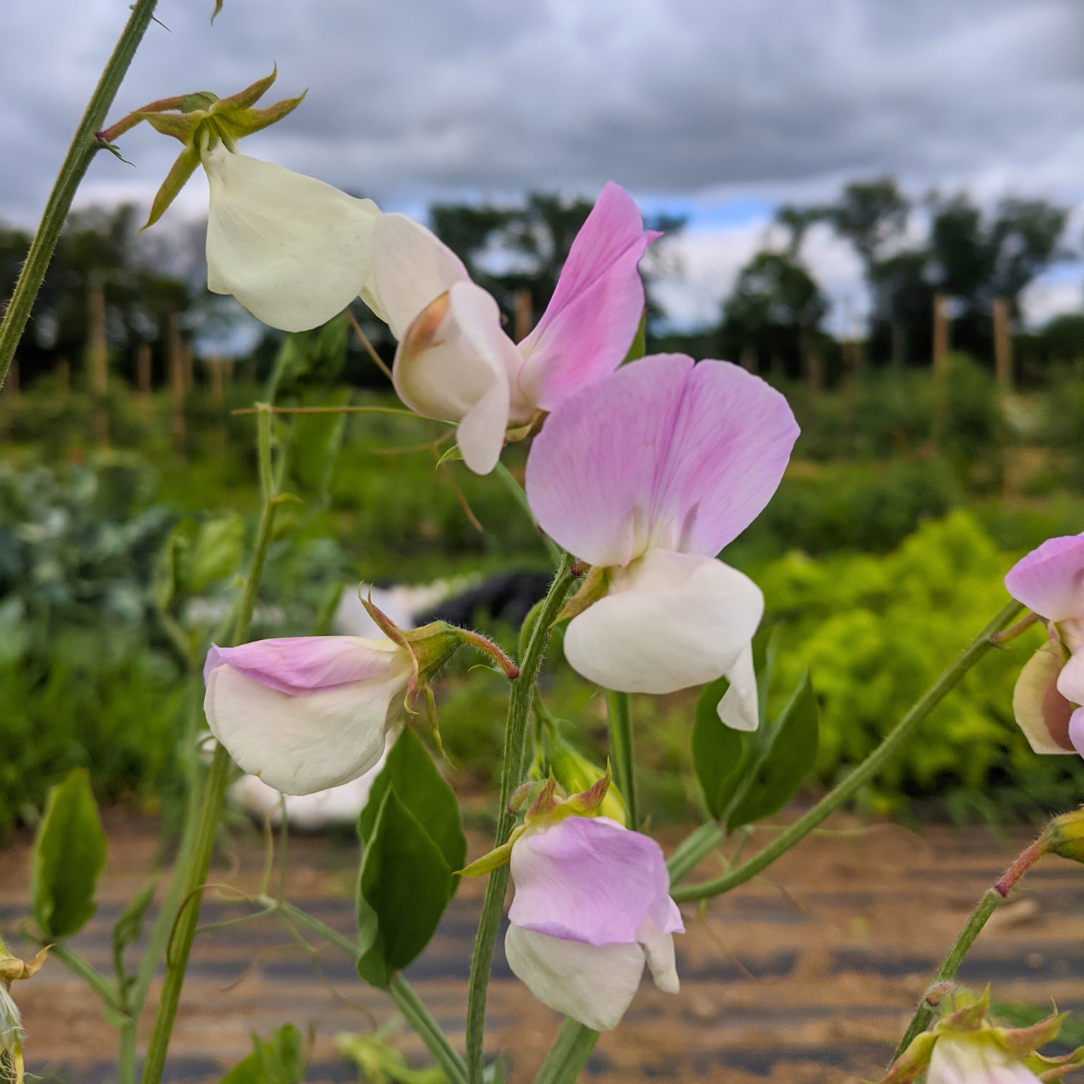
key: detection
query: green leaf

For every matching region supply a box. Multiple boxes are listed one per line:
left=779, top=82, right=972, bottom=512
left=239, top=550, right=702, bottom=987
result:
left=190, top=513, right=246, bottom=591
left=112, top=879, right=157, bottom=988
left=356, top=787, right=454, bottom=988
left=358, top=728, right=466, bottom=876
left=622, top=311, right=647, bottom=364
left=143, top=144, right=201, bottom=230
left=220, top=1023, right=307, bottom=1084
left=31, top=768, right=106, bottom=938
left=727, top=670, right=819, bottom=830
left=692, top=675, right=753, bottom=819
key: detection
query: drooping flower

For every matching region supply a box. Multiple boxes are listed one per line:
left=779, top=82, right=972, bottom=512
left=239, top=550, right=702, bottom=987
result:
left=101, top=69, right=380, bottom=332
left=926, top=1037, right=1042, bottom=1084
left=504, top=814, right=683, bottom=1031
left=524, top=354, right=799, bottom=729
left=365, top=183, right=657, bottom=474
left=1003, top=534, right=1084, bottom=756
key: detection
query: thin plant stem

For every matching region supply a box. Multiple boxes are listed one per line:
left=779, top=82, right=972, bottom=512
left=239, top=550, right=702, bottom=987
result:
left=346, top=309, right=394, bottom=382
left=465, top=555, right=579, bottom=1084
left=666, top=822, right=725, bottom=884
left=141, top=407, right=282, bottom=1084
left=492, top=462, right=562, bottom=567
left=532, top=1016, right=600, bottom=1084
left=0, top=0, right=161, bottom=386
left=232, top=404, right=436, bottom=419
left=670, top=600, right=1024, bottom=903
left=47, top=943, right=120, bottom=1010
left=891, top=826, right=1047, bottom=1061
left=606, top=691, right=637, bottom=829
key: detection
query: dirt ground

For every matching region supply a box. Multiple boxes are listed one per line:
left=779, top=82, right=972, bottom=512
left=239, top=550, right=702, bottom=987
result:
left=3, top=811, right=1084, bottom=1083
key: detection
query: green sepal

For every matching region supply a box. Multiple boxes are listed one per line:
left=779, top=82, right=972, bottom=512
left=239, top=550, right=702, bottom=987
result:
left=215, top=94, right=307, bottom=141
left=140, top=110, right=203, bottom=143
left=874, top=1030, right=938, bottom=1084
left=144, top=144, right=201, bottom=229
left=459, top=832, right=521, bottom=878
left=213, top=67, right=277, bottom=112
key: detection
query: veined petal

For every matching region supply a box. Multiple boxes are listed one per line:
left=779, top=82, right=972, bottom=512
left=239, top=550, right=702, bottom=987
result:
left=718, top=641, right=759, bottom=731
left=517, top=182, right=655, bottom=410
left=563, top=550, right=764, bottom=695
left=509, top=816, right=673, bottom=945
left=638, top=915, right=679, bottom=994
left=393, top=282, right=516, bottom=474
left=369, top=213, right=470, bottom=340
left=1004, top=533, right=1084, bottom=622
left=1012, top=643, right=1075, bottom=755
left=203, top=658, right=410, bottom=794
left=525, top=355, right=798, bottom=567
left=204, top=636, right=404, bottom=695
left=504, top=924, right=645, bottom=1031
left=202, top=144, right=379, bottom=332
left=927, top=1036, right=1042, bottom=1084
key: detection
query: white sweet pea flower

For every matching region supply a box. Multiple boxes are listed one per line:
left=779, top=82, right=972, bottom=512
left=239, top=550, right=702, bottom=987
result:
left=927, top=1037, right=1042, bottom=1084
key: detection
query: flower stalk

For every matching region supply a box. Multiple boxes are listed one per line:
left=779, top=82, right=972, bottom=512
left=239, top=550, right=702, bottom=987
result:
left=606, top=691, right=637, bottom=829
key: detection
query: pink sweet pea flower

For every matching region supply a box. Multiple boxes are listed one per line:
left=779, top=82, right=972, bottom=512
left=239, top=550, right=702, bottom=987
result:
left=504, top=815, right=683, bottom=1031
left=524, top=354, right=799, bottom=730
left=1004, top=534, right=1084, bottom=757
left=203, top=636, right=414, bottom=794
left=365, top=183, right=657, bottom=474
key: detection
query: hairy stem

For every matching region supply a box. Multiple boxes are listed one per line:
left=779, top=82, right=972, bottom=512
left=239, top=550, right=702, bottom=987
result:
left=606, top=691, right=637, bottom=829
left=0, top=0, right=160, bottom=386
left=671, top=600, right=1024, bottom=903
left=465, top=555, right=578, bottom=1084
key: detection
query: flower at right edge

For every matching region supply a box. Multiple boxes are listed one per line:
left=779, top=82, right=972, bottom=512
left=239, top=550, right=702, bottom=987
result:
left=1003, top=533, right=1084, bottom=757
left=524, top=353, right=799, bottom=730
left=504, top=814, right=683, bottom=1031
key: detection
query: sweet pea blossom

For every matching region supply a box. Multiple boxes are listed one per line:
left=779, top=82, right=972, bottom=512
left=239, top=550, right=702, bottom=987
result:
left=524, top=354, right=799, bottom=730
left=504, top=815, right=683, bottom=1031
left=365, top=183, right=657, bottom=474
left=203, top=636, right=416, bottom=794
left=926, top=1037, right=1041, bottom=1084
left=1003, top=533, right=1084, bottom=756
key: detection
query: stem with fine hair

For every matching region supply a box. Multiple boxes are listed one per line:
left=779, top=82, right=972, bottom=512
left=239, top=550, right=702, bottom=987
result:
left=0, top=0, right=160, bottom=386
left=465, top=554, right=579, bottom=1084
left=606, top=691, right=637, bottom=828
left=141, top=407, right=281, bottom=1084
left=670, top=599, right=1024, bottom=903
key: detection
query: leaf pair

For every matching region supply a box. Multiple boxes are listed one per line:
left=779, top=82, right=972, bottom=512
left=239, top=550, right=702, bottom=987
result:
left=356, top=730, right=467, bottom=988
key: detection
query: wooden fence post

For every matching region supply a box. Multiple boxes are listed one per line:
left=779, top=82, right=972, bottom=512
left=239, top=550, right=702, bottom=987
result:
left=993, top=297, right=1013, bottom=391
left=932, top=292, right=951, bottom=376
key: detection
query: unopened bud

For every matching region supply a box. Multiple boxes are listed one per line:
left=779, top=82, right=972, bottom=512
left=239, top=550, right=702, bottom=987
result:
left=1042, top=807, right=1084, bottom=863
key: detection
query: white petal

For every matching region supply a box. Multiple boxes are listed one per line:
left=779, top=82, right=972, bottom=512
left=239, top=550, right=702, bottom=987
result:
left=927, top=1036, right=1042, bottom=1084
left=369, top=213, right=470, bottom=339
left=203, top=145, right=380, bottom=333
left=564, top=550, right=764, bottom=695
left=504, top=924, right=645, bottom=1032
left=637, top=915, right=680, bottom=994
left=718, top=641, right=759, bottom=731
left=204, top=660, right=409, bottom=794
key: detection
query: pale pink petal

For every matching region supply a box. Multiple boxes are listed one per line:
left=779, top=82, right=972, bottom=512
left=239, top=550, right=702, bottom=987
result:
left=563, top=550, right=763, bottom=696
left=1004, top=533, right=1084, bottom=622
left=1057, top=648, right=1084, bottom=708
left=204, top=636, right=402, bottom=695
left=509, top=816, right=672, bottom=946
left=517, top=182, right=656, bottom=410
left=368, top=214, right=470, bottom=340
left=524, top=355, right=798, bottom=566
left=1012, top=643, right=1075, bottom=754
left=1071, top=708, right=1084, bottom=757
left=504, top=925, right=645, bottom=1031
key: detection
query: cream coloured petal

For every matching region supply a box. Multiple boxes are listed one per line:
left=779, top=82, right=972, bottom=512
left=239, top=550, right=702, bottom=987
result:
left=637, top=915, right=679, bottom=994
left=202, top=144, right=379, bottom=333
left=1013, top=643, right=1075, bottom=754
left=392, top=281, right=516, bottom=474
left=504, top=924, right=645, bottom=1032
left=927, top=1036, right=1042, bottom=1084
left=718, top=641, right=758, bottom=732
left=369, top=213, right=470, bottom=339
left=204, top=659, right=410, bottom=794
left=564, top=550, right=764, bottom=695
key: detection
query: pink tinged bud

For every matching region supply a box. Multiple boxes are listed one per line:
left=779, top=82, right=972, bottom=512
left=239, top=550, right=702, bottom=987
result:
left=203, top=637, right=413, bottom=794
left=926, top=1036, right=1042, bottom=1084
left=504, top=816, right=682, bottom=1031
left=201, top=144, right=381, bottom=333
left=517, top=182, right=657, bottom=411
left=1004, top=533, right=1084, bottom=623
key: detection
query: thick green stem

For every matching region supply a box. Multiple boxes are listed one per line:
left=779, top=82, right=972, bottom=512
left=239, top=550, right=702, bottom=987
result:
left=0, top=0, right=160, bottom=386
left=532, top=1017, right=600, bottom=1084
left=606, top=691, right=637, bottom=829
left=465, top=555, right=578, bottom=1084
left=671, top=600, right=1023, bottom=903
left=117, top=1020, right=138, bottom=1084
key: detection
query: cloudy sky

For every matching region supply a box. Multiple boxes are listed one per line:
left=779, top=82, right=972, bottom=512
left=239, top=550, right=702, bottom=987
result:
left=3, top=0, right=1084, bottom=332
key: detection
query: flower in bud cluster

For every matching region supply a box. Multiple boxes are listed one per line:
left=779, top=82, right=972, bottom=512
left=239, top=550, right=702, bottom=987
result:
left=1004, top=534, right=1084, bottom=757
left=103, top=69, right=379, bottom=333
left=364, top=183, right=657, bottom=474
left=524, top=355, right=799, bottom=730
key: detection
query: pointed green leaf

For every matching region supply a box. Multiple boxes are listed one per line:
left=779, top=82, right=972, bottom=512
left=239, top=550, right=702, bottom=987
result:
left=727, top=670, right=819, bottom=830
left=219, top=1023, right=307, bottom=1084
left=144, top=144, right=201, bottom=230
left=31, top=768, right=106, bottom=938
left=212, top=67, right=278, bottom=113
left=211, top=0, right=224, bottom=23
left=692, top=675, right=753, bottom=819
left=190, top=513, right=246, bottom=591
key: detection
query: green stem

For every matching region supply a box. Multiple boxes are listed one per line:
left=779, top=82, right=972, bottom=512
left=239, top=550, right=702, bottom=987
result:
left=0, top=0, right=160, bottom=386
left=465, top=555, right=578, bottom=1084
left=117, top=1019, right=138, bottom=1084
left=48, top=942, right=121, bottom=1011
left=666, top=821, right=725, bottom=884
left=671, top=599, right=1023, bottom=903
left=532, top=1017, right=600, bottom=1084
left=606, top=691, right=637, bottom=829
left=493, top=462, right=562, bottom=567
